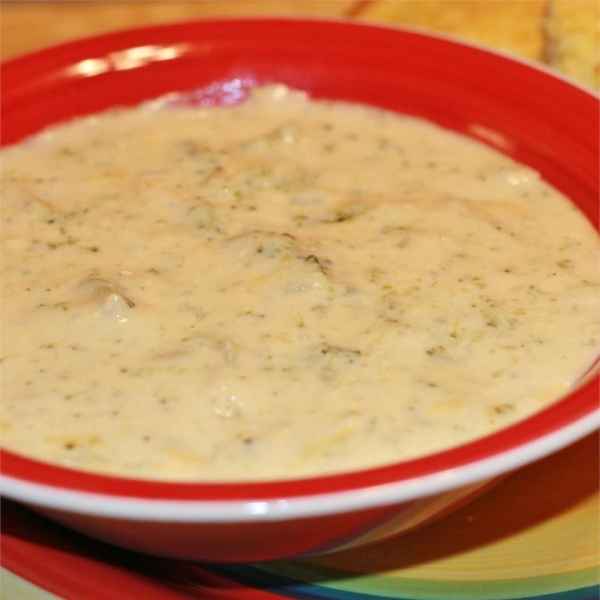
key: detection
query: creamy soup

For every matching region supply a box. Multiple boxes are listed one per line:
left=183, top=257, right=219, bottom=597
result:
left=1, top=86, right=598, bottom=481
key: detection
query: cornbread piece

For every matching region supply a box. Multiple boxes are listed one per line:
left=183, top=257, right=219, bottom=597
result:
left=544, top=0, right=600, bottom=89
left=354, top=0, right=547, bottom=60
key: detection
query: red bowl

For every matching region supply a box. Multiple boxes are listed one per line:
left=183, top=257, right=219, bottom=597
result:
left=1, top=18, right=598, bottom=562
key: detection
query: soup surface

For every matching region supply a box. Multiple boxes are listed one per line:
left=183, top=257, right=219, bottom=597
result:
left=1, top=86, right=598, bottom=481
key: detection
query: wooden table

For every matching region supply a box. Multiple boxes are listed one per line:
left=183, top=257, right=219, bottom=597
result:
left=2, top=1, right=598, bottom=90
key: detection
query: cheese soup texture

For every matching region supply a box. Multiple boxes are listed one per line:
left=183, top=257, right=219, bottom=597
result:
left=1, top=86, right=598, bottom=481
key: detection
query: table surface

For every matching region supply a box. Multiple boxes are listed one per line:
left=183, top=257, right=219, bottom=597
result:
left=2, top=0, right=599, bottom=90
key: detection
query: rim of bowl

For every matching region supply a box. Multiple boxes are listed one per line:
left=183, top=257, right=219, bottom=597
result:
left=2, top=382, right=598, bottom=520
left=1, top=18, right=599, bottom=520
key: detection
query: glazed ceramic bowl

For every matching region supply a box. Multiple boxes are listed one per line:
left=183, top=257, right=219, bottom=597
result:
left=1, top=19, right=598, bottom=563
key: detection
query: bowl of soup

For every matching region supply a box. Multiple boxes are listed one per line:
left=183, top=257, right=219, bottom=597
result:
left=1, top=18, right=598, bottom=563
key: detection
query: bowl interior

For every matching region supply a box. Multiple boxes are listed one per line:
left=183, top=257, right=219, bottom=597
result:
left=1, top=18, right=598, bottom=501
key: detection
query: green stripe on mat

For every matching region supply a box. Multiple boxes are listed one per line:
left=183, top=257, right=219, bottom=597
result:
left=1, top=569, right=62, bottom=600
left=255, top=564, right=599, bottom=600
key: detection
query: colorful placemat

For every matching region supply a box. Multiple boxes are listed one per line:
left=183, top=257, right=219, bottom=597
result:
left=208, top=432, right=600, bottom=599
left=2, top=433, right=598, bottom=600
